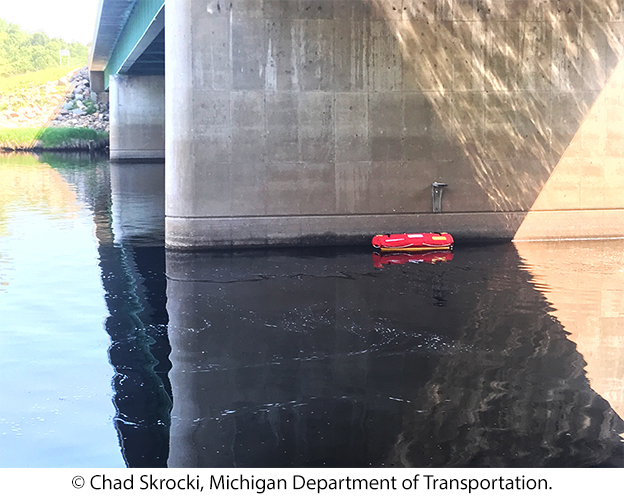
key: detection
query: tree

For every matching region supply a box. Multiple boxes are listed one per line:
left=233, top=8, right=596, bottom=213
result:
left=0, top=18, right=89, bottom=76
left=30, top=32, right=50, bottom=46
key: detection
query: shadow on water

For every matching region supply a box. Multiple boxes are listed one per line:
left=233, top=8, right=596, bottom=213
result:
left=165, top=243, right=624, bottom=467
left=14, top=153, right=621, bottom=467
left=3, top=153, right=622, bottom=467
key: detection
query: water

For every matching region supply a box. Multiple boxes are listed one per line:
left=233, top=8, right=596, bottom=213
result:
left=1, top=153, right=623, bottom=468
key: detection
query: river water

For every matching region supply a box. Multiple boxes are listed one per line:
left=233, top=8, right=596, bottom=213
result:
left=0, top=153, right=623, bottom=468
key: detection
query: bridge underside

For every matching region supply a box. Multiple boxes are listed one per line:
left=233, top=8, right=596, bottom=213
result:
left=90, top=0, right=165, bottom=161
left=93, top=0, right=624, bottom=249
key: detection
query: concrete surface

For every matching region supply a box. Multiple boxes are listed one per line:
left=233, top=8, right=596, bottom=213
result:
left=515, top=51, right=624, bottom=240
left=163, top=0, right=624, bottom=248
left=109, top=74, right=165, bottom=161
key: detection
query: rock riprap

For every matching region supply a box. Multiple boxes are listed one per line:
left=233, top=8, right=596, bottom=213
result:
left=0, top=66, right=109, bottom=132
left=51, top=67, right=109, bottom=132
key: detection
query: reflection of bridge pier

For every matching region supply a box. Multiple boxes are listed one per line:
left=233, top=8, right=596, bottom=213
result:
left=389, top=253, right=624, bottom=467
left=93, top=161, right=171, bottom=467
left=165, top=246, right=624, bottom=467
left=515, top=240, right=624, bottom=434
left=165, top=249, right=444, bottom=467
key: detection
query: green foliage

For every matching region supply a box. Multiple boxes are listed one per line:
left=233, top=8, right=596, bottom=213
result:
left=0, top=127, right=40, bottom=147
left=84, top=99, right=97, bottom=115
left=37, top=127, right=108, bottom=147
left=0, top=127, right=109, bottom=150
left=0, top=18, right=89, bottom=78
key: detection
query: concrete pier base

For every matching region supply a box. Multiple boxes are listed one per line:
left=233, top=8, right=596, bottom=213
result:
left=109, top=75, right=165, bottom=162
left=165, top=212, right=524, bottom=249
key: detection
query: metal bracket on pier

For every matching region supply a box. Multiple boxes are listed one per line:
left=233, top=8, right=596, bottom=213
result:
left=432, top=182, right=448, bottom=213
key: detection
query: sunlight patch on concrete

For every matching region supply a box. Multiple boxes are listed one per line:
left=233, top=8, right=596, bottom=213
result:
left=372, top=0, right=624, bottom=220
left=515, top=56, right=624, bottom=240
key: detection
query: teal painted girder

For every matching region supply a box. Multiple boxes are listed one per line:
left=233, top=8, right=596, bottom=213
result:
left=104, top=0, right=165, bottom=88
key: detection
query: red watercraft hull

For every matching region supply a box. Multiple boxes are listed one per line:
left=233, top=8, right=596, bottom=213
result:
left=371, top=232, right=454, bottom=252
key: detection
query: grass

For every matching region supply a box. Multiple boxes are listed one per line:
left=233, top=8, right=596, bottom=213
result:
left=0, top=66, right=83, bottom=96
left=0, top=66, right=84, bottom=112
left=0, top=64, right=108, bottom=151
left=0, top=127, right=109, bottom=150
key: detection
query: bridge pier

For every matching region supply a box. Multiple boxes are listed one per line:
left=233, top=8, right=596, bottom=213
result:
left=109, top=74, right=165, bottom=162
left=158, top=0, right=624, bottom=248
left=165, top=0, right=446, bottom=249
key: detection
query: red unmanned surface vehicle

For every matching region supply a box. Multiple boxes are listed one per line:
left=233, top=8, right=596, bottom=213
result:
left=371, top=232, right=454, bottom=252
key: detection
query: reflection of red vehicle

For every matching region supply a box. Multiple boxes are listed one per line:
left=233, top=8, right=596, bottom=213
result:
left=372, top=232, right=454, bottom=252
left=372, top=250, right=454, bottom=268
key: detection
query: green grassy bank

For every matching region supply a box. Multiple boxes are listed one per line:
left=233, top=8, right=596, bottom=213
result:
left=0, top=127, right=109, bottom=151
left=0, top=67, right=81, bottom=96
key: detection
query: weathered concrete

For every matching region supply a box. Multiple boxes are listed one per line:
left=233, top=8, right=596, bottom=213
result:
left=109, top=74, right=165, bottom=161
left=163, top=0, right=624, bottom=248
left=514, top=53, right=624, bottom=240
left=89, top=70, right=105, bottom=95
left=166, top=211, right=523, bottom=248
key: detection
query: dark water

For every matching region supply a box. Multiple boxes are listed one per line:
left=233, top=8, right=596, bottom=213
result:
left=1, top=153, right=623, bottom=468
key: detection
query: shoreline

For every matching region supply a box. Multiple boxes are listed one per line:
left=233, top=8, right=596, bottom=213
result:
left=0, top=125, right=109, bottom=153
left=0, top=140, right=109, bottom=153
left=1, top=66, right=110, bottom=154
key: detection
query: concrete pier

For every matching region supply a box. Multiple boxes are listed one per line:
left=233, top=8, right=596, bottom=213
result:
left=91, top=0, right=624, bottom=248
left=164, top=0, right=624, bottom=249
left=109, top=75, right=165, bottom=162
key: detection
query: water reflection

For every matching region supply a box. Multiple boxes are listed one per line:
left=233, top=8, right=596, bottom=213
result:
left=372, top=250, right=454, bottom=268
left=94, top=161, right=171, bottom=467
left=0, top=153, right=122, bottom=467
left=166, top=244, right=624, bottom=467
left=517, top=240, right=624, bottom=433
left=0, top=154, right=79, bottom=235
left=0, top=153, right=172, bottom=467
left=1, top=153, right=623, bottom=468
left=390, top=246, right=624, bottom=467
